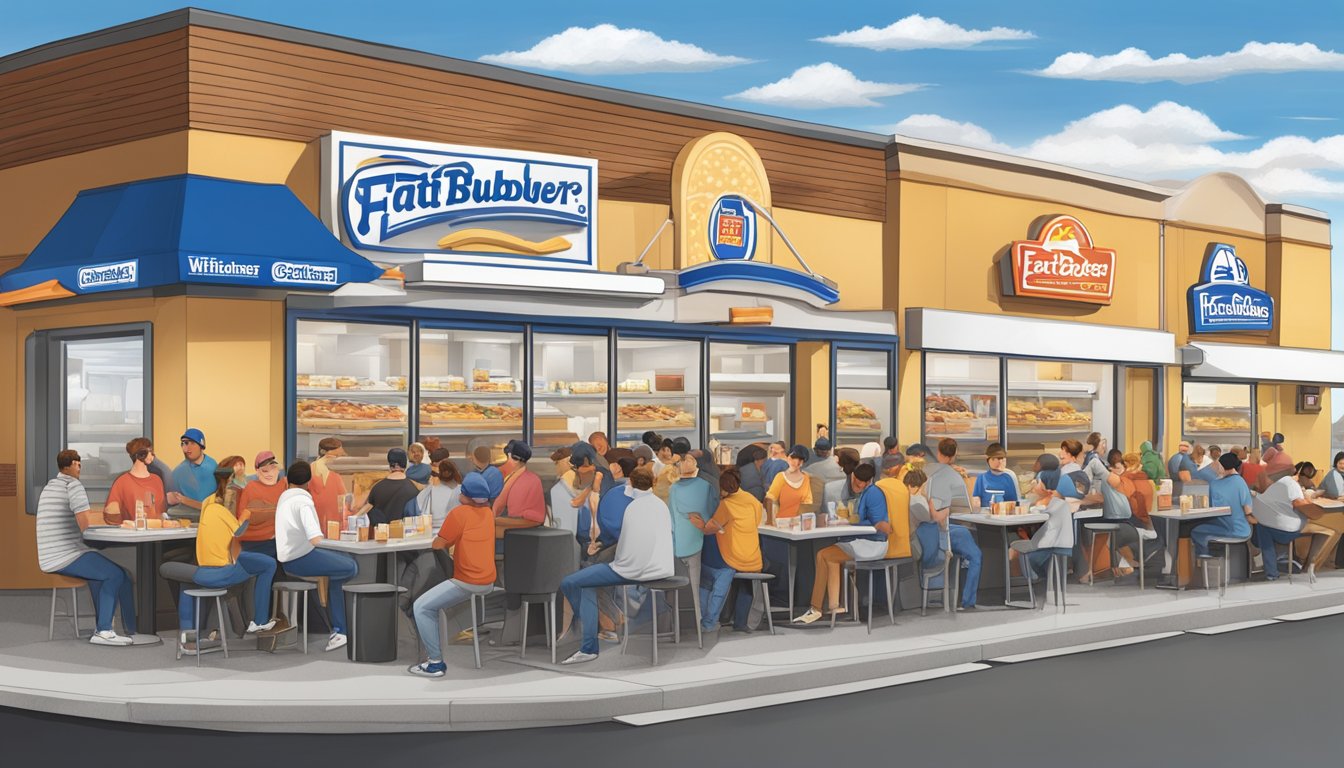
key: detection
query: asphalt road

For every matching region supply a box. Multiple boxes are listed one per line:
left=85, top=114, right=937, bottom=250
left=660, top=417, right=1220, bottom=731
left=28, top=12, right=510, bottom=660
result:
left=4, top=614, right=1341, bottom=767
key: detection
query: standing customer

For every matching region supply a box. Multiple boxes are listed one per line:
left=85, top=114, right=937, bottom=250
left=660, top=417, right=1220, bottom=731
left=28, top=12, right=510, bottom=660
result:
left=236, top=451, right=288, bottom=558
left=765, top=445, right=815, bottom=522
left=667, top=454, right=715, bottom=623
left=408, top=473, right=498, bottom=677
left=177, top=467, right=278, bottom=645
left=559, top=467, right=673, bottom=665
left=275, top=461, right=358, bottom=652
left=309, top=437, right=349, bottom=531
left=170, top=428, right=217, bottom=513
left=37, top=450, right=143, bottom=646
left=104, top=438, right=167, bottom=525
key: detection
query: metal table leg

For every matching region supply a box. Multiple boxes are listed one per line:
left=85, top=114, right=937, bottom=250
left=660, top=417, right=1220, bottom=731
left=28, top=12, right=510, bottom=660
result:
left=1003, top=526, right=1011, bottom=605
left=1156, top=517, right=1181, bottom=590
left=787, top=542, right=797, bottom=619
left=134, top=542, right=160, bottom=634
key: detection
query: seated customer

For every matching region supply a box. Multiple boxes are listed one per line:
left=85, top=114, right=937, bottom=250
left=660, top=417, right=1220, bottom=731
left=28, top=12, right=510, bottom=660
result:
left=275, top=461, right=359, bottom=652
left=236, top=451, right=288, bottom=558
left=467, top=445, right=504, bottom=501
left=178, top=467, right=279, bottom=645
left=793, top=462, right=890, bottom=624
left=765, top=445, right=815, bottom=522
left=1251, top=464, right=1325, bottom=579
left=493, top=440, right=546, bottom=543
left=1009, top=468, right=1075, bottom=581
left=356, top=448, right=418, bottom=526
left=559, top=467, right=673, bottom=665
left=37, top=450, right=143, bottom=646
left=408, top=474, right=498, bottom=677
left=1190, top=452, right=1253, bottom=560
left=924, top=438, right=982, bottom=609
left=104, top=437, right=168, bottom=525
left=668, top=454, right=714, bottom=610
left=693, top=468, right=765, bottom=633
left=972, top=443, right=1019, bottom=509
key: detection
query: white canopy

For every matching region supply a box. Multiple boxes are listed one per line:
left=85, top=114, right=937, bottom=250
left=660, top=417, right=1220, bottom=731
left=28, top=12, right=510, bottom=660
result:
left=1183, top=342, right=1344, bottom=385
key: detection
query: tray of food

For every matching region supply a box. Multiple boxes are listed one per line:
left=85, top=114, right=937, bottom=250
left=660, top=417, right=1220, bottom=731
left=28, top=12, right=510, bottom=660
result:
left=1184, top=415, right=1251, bottom=432
left=419, top=401, right=523, bottom=426
left=836, top=399, right=882, bottom=430
left=297, top=399, right=407, bottom=428
left=420, top=376, right=467, bottom=392
left=472, top=379, right=518, bottom=393
left=619, top=403, right=695, bottom=428
left=1006, top=399, right=1092, bottom=428
left=925, top=393, right=976, bottom=432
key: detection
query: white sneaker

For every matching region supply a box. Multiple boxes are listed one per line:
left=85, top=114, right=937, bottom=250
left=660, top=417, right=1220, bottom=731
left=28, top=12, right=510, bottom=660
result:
left=246, top=619, right=277, bottom=634
left=561, top=650, right=598, bottom=665
left=325, top=632, right=348, bottom=652
left=1137, top=528, right=1158, bottom=541
left=90, top=630, right=133, bottom=646
left=792, top=609, right=823, bottom=624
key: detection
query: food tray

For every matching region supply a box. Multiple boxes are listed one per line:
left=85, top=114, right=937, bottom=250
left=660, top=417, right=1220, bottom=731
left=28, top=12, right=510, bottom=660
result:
left=298, top=418, right=406, bottom=429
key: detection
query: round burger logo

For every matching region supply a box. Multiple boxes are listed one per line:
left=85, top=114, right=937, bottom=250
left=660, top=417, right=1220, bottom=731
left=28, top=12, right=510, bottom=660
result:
left=1006, top=215, right=1116, bottom=305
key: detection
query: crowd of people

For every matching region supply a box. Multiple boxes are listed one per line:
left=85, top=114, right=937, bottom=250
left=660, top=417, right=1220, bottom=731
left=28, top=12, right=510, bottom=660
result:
left=32, top=423, right=1344, bottom=673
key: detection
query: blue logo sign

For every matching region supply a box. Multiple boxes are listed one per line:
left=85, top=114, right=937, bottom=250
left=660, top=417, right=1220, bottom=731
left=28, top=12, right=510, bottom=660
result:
left=707, top=195, right=757, bottom=261
left=1189, top=243, right=1274, bottom=333
left=76, top=260, right=138, bottom=292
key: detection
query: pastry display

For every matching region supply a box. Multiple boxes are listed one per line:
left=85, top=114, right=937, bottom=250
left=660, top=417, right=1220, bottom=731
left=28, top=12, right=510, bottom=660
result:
left=1185, top=415, right=1251, bottom=432
left=1006, top=398, right=1092, bottom=428
left=472, top=379, right=518, bottom=393
left=924, top=393, right=975, bottom=431
left=836, top=399, right=881, bottom=429
left=618, top=379, right=651, bottom=393
left=386, top=376, right=407, bottom=391
left=297, top=399, right=406, bottom=426
left=420, top=376, right=467, bottom=392
left=335, top=376, right=360, bottom=390
left=568, top=381, right=608, bottom=395
left=740, top=402, right=767, bottom=421
left=619, top=403, right=694, bottom=426
left=472, top=368, right=490, bottom=383
left=419, top=401, right=523, bottom=423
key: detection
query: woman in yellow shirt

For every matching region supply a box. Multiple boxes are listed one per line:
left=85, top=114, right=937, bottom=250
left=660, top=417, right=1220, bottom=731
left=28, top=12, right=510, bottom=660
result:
left=765, top=445, right=815, bottom=522
left=690, top=468, right=764, bottom=632
left=177, top=468, right=279, bottom=648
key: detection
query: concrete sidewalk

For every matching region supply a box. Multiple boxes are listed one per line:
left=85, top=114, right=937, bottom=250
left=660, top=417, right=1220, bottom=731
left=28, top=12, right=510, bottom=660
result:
left=2, top=573, right=1343, bottom=732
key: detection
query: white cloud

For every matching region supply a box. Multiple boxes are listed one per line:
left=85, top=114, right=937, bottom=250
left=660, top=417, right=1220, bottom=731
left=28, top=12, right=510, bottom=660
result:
left=1033, top=41, right=1344, bottom=83
left=887, top=102, right=1344, bottom=199
left=1285, top=116, right=1338, bottom=121
left=727, top=63, right=924, bottom=108
left=478, top=24, right=751, bottom=74
left=817, top=14, right=1034, bottom=51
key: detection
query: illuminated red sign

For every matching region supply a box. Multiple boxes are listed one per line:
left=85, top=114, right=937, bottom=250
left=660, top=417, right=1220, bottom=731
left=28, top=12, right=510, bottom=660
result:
left=1004, top=215, right=1116, bottom=305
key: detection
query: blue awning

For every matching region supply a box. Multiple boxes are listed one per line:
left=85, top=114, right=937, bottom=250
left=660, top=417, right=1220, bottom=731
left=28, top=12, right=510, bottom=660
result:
left=0, top=174, right=385, bottom=298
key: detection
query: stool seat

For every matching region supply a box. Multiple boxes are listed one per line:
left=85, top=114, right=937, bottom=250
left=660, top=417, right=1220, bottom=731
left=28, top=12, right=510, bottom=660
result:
left=49, top=574, right=87, bottom=589
left=853, top=557, right=910, bottom=570
left=179, top=590, right=232, bottom=665
left=183, top=588, right=228, bottom=598
left=1210, top=535, right=1251, bottom=544
left=833, top=558, right=907, bottom=633
left=731, top=572, right=774, bottom=580
left=641, top=575, right=690, bottom=590
left=272, top=581, right=318, bottom=592
left=1083, top=522, right=1123, bottom=530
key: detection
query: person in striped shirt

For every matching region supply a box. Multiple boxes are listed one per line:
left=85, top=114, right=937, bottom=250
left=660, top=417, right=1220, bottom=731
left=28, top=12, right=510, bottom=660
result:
left=36, top=450, right=142, bottom=646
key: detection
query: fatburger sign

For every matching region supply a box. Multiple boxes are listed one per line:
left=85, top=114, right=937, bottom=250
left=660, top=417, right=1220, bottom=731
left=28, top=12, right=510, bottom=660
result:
left=1001, top=215, right=1116, bottom=305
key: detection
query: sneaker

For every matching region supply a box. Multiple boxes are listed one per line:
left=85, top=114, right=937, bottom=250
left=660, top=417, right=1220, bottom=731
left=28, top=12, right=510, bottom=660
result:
left=597, top=630, right=620, bottom=643
left=90, top=630, right=133, bottom=646
left=325, top=632, right=347, bottom=652
left=257, top=617, right=291, bottom=636
left=408, top=661, right=446, bottom=678
left=561, top=650, right=598, bottom=665
left=453, top=628, right=475, bottom=644
left=129, top=633, right=163, bottom=646
left=792, top=609, right=823, bottom=624
left=246, top=619, right=277, bottom=634
left=1137, top=528, right=1158, bottom=541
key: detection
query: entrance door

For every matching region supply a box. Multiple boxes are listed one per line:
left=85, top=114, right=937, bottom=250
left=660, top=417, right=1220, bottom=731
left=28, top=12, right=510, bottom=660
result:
left=1121, top=366, right=1162, bottom=454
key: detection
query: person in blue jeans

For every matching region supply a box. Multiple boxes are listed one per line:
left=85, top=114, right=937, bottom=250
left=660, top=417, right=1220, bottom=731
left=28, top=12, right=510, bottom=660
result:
left=275, top=461, right=359, bottom=652
left=1191, top=452, right=1254, bottom=559
left=924, top=438, right=982, bottom=609
left=560, top=467, right=674, bottom=665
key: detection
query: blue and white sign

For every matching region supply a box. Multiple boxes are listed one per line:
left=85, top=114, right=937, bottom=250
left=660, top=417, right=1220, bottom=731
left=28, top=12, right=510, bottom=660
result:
left=326, top=132, right=598, bottom=269
left=1188, top=243, right=1274, bottom=333
left=707, top=195, right=757, bottom=261
left=181, top=255, right=342, bottom=288
left=76, top=260, right=138, bottom=292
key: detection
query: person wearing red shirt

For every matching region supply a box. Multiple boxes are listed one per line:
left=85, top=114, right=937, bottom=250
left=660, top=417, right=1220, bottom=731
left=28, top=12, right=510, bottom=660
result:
left=104, top=438, right=168, bottom=525
left=235, top=451, right=288, bottom=559
left=493, top=440, right=546, bottom=545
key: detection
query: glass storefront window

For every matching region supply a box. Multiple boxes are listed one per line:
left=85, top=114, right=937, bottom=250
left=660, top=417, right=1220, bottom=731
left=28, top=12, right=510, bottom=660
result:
left=1183, top=382, right=1253, bottom=455
left=1005, top=360, right=1114, bottom=476
left=924, top=353, right=1000, bottom=470
left=616, top=337, right=700, bottom=448
left=62, top=336, right=147, bottom=506
left=534, top=332, right=609, bottom=484
left=710, top=343, right=791, bottom=463
left=418, top=327, right=524, bottom=464
left=295, top=320, right=410, bottom=471
left=835, top=348, right=892, bottom=451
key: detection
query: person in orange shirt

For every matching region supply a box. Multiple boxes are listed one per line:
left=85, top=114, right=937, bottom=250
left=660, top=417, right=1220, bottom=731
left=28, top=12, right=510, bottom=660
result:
left=308, top=437, right=348, bottom=531
left=692, top=467, right=765, bottom=632
left=408, top=473, right=498, bottom=677
left=764, top=445, right=814, bottom=522
left=874, top=460, right=913, bottom=560
left=104, top=437, right=168, bottom=525
left=235, top=451, right=288, bottom=559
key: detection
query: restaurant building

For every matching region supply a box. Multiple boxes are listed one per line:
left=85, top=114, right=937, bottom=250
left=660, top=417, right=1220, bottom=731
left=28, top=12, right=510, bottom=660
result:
left=0, top=8, right=1337, bottom=589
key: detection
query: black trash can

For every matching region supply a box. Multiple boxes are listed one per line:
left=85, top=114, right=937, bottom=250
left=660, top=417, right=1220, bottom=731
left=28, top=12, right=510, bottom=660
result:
left=344, top=584, right=406, bottom=663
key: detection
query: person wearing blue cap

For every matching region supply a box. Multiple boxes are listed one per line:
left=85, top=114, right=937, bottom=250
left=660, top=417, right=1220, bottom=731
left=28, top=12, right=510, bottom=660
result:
left=408, top=473, right=499, bottom=677
left=1009, top=467, right=1076, bottom=583
left=170, top=427, right=217, bottom=513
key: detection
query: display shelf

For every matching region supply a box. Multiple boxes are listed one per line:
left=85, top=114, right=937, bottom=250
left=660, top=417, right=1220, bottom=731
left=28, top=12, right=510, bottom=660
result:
left=533, top=393, right=610, bottom=401
left=296, top=425, right=407, bottom=436
left=296, top=388, right=408, bottom=399
left=419, top=391, right=523, bottom=399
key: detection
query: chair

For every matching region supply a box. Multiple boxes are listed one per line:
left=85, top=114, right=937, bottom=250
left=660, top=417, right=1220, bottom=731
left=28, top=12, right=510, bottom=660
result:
left=437, top=586, right=506, bottom=669
left=833, top=558, right=910, bottom=633
left=912, top=531, right=959, bottom=615
left=179, top=588, right=230, bottom=666
left=271, top=581, right=317, bottom=654
left=731, top=572, right=776, bottom=636
left=1019, top=549, right=1070, bottom=613
left=673, top=557, right=705, bottom=650
left=504, top=527, right=576, bottom=665
left=48, top=574, right=87, bottom=641
left=1202, top=535, right=1252, bottom=597
left=621, top=575, right=690, bottom=665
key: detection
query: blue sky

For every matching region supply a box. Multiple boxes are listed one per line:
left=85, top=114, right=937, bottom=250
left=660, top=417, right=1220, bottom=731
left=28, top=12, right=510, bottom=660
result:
left=5, top=1, right=1342, bottom=412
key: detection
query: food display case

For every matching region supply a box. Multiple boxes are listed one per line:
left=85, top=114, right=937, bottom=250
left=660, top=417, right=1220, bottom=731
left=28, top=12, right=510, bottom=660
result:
left=418, top=328, right=524, bottom=460
left=294, top=320, right=410, bottom=471
left=709, top=343, right=790, bottom=461
left=1004, top=359, right=1114, bottom=475
left=533, top=332, right=608, bottom=482
left=1182, top=382, right=1253, bottom=450
left=616, top=337, right=699, bottom=446
left=834, top=348, right=892, bottom=450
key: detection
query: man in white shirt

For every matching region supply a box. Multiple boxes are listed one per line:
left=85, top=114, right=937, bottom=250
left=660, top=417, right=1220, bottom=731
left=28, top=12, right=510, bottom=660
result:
left=1252, top=473, right=1325, bottom=580
left=275, top=461, right=359, bottom=651
left=559, top=466, right=673, bottom=665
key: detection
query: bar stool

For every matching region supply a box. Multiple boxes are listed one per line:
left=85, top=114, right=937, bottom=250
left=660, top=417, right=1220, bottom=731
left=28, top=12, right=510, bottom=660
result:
left=918, top=553, right=960, bottom=615
left=1045, top=552, right=1070, bottom=613
left=180, top=588, right=230, bottom=666
left=437, top=586, right=504, bottom=669
left=833, top=558, right=909, bottom=633
left=1202, top=535, right=1252, bottom=597
left=620, top=575, right=690, bottom=666
left=271, top=581, right=316, bottom=654
left=48, top=574, right=87, bottom=641
left=731, top=572, right=776, bottom=636
left=518, top=591, right=559, bottom=665
left=1084, top=523, right=1124, bottom=586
